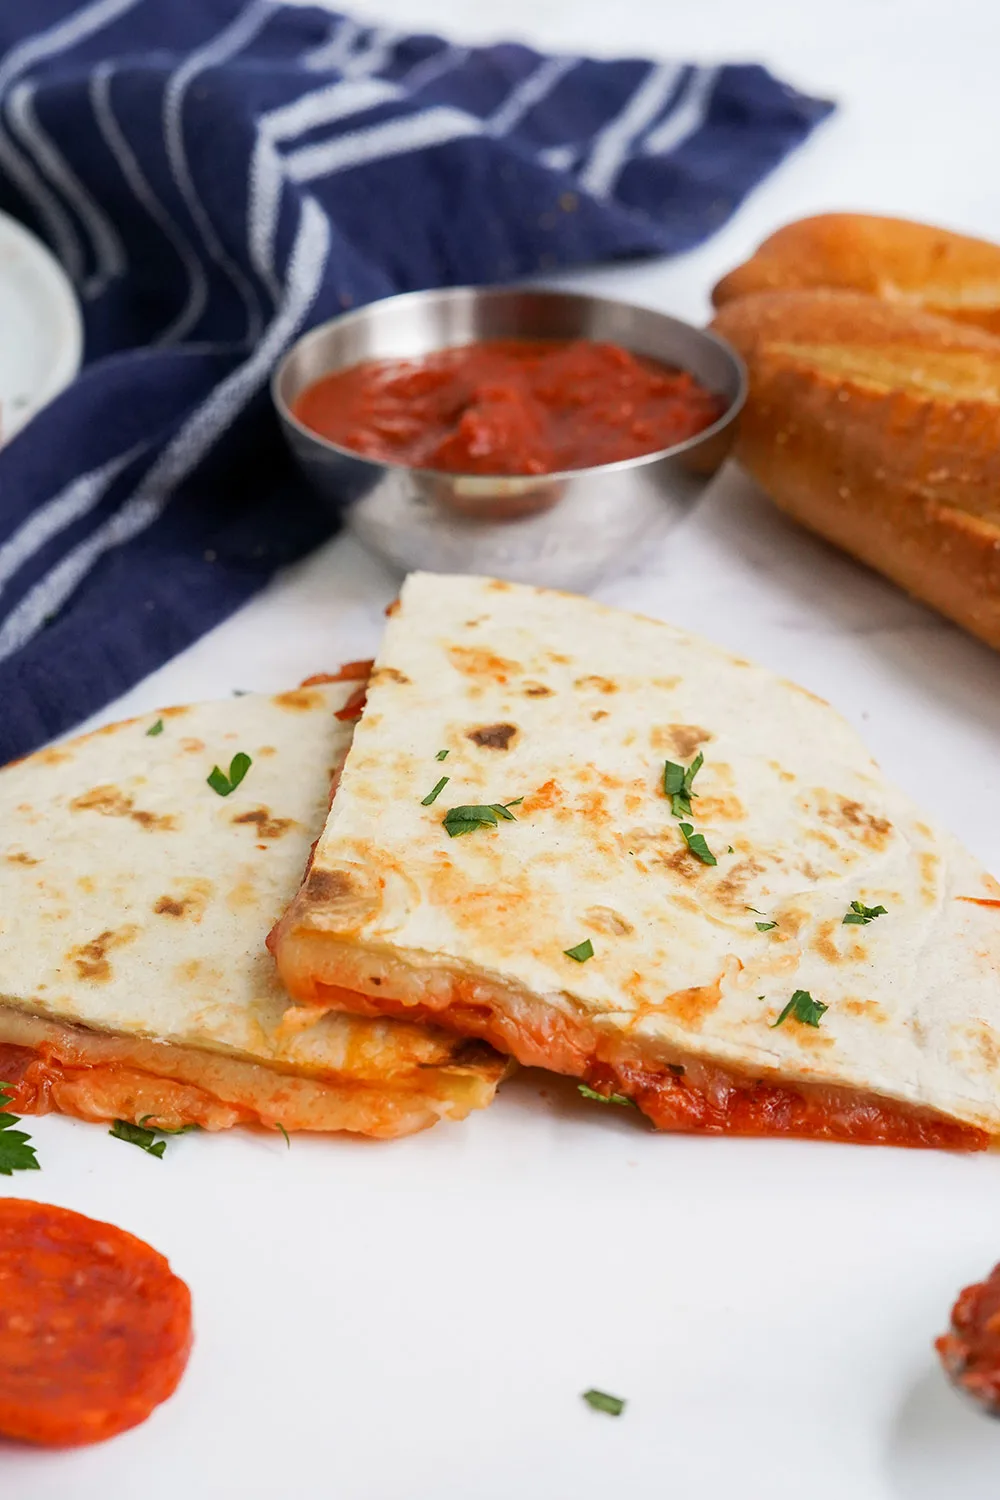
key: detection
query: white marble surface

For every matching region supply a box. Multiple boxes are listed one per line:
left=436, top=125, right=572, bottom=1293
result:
left=10, top=3, right=1000, bottom=1498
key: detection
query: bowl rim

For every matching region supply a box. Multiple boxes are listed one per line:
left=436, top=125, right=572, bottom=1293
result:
left=271, top=284, right=747, bottom=484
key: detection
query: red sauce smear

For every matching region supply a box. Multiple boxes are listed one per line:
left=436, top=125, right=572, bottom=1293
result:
left=292, top=339, right=727, bottom=476
left=937, top=1263, right=1000, bottom=1412
left=0, top=1198, right=192, bottom=1446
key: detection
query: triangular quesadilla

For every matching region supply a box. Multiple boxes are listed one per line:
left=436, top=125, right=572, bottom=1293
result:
left=0, top=678, right=505, bottom=1138
left=271, top=573, right=1000, bottom=1150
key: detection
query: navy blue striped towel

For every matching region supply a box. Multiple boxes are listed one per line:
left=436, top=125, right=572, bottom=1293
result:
left=0, top=0, right=832, bottom=762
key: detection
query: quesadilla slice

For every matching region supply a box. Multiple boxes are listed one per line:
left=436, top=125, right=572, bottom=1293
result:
left=0, top=678, right=505, bottom=1138
left=271, top=572, right=1000, bottom=1150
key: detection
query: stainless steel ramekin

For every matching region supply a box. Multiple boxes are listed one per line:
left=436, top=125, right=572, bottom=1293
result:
left=272, top=286, right=745, bottom=590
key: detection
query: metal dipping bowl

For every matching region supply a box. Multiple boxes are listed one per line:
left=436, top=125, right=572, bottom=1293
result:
left=272, top=287, right=746, bottom=590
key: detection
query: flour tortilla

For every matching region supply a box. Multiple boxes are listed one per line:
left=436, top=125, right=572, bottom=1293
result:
left=0, top=681, right=504, bottom=1137
left=271, top=573, right=1000, bottom=1146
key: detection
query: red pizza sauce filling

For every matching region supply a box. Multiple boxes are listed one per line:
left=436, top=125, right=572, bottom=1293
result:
left=288, top=982, right=985, bottom=1151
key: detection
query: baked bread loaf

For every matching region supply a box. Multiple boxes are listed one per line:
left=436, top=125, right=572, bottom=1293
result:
left=713, top=214, right=1000, bottom=336
left=711, top=289, right=1000, bottom=650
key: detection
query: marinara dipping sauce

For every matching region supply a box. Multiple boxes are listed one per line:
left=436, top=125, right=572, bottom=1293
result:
left=937, top=1262, right=1000, bottom=1414
left=291, top=339, right=727, bottom=476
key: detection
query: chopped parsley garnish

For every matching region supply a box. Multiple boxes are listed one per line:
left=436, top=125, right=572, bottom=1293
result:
left=207, top=751, right=252, bottom=797
left=421, top=776, right=449, bottom=806
left=442, top=799, right=522, bottom=837
left=578, top=1083, right=633, bottom=1107
left=583, top=1389, right=626, bottom=1416
left=663, top=751, right=703, bottom=818
left=110, top=1119, right=167, bottom=1158
left=842, top=900, right=888, bottom=926
left=276, top=1123, right=290, bottom=1148
left=146, top=718, right=164, bottom=737
left=755, top=921, right=778, bottom=933
left=678, top=822, right=717, bottom=866
left=0, top=1085, right=40, bottom=1176
left=564, top=939, right=594, bottom=963
left=435, top=749, right=449, bottom=761
left=771, top=989, right=828, bottom=1029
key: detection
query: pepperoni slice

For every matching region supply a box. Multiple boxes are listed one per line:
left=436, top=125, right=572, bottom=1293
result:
left=0, top=1199, right=192, bottom=1446
left=300, top=659, right=374, bottom=686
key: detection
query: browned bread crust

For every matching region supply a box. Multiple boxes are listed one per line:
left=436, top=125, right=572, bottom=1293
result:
left=712, top=214, right=1000, bottom=336
left=711, top=289, right=1000, bottom=650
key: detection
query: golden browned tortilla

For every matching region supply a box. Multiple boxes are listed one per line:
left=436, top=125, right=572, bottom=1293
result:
left=0, top=682, right=505, bottom=1137
left=271, top=573, right=1000, bottom=1150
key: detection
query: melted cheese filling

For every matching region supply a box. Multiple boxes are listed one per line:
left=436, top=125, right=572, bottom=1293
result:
left=275, top=931, right=987, bottom=1151
left=0, top=1005, right=491, bottom=1140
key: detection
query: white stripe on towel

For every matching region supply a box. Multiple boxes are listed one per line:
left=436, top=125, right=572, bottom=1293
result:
left=578, top=61, right=682, bottom=198
left=0, top=196, right=331, bottom=665
left=161, top=0, right=274, bottom=346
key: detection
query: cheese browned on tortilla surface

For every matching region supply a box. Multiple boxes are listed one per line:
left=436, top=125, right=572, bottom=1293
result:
left=271, top=573, right=1000, bottom=1150
left=0, top=682, right=505, bottom=1138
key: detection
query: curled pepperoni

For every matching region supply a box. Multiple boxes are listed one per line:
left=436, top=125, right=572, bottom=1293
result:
left=300, top=659, right=374, bottom=687
left=334, top=684, right=368, bottom=721
left=0, top=1199, right=192, bottom=1446
left=937, top=1263, right=1000, bottom=1413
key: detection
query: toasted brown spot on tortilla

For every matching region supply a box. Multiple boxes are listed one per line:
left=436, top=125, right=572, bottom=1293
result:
left=843, top=998, right=886, bottom=1020
left=920, top=851, right=940, bottom=904
left=130, top=808, right=177, bottom=831
left=663, top=974, right=725, bottom=1028
left=5, top=851, right=39, bottom=866
left=274, top=688, right=324, bottom=712
left=226, top=880, right=258, bottom=912
left=818, top=794, right=893, bottom=850
left=67, top=925, right=139, bottom=982
left=153, top=879, right=213, bottom=920
left=811, top=919, right=844, bottom=965
left=591, top=710, right=609, bottom=721
left=711, top=856, right=766, bottom=910
left=575, top=674, right=617, bottom=693
left=34, top=747, right=72, bottom=767
left=650, top=723, right=712, bottom=758
left=467, top=722, right=518, bottom=750
left=523, top=681, right=552, bottom=697
left=154, top=897, right=186, bottom=918
left=972, top=1023, right=1000, bottom=1070
left=371, top=667, right=409, bottom=685
left=585, top=906, right=634, bottom=936
left=232, top=807, right=295, bottom=840
left=305, top=868, right=358, bottom=904
left=180, top=738, right=205, bottom=753
left=161, top=705, right=189, bottom=718
left=257, top=746, right=276, bottom=758
left=768, top=759, right=796, bottom=783
left=77, top=875, right=95, bottom=893
left=695, top=795, right=746, bottom=823
left=71, top=784, right=131, bottom=817
left=447, top=644, right=520, bottom=684
left=70, top=783, right=177, bottom=831
left=522, top=778, right=563, bottom=814
left=487, top=579, right=512, bottom=591
left=655, top=843, right=706, bottom=882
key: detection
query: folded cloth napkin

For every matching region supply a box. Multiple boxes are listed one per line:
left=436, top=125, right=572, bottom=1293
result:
left=0, top=0, right=832, bottom=762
